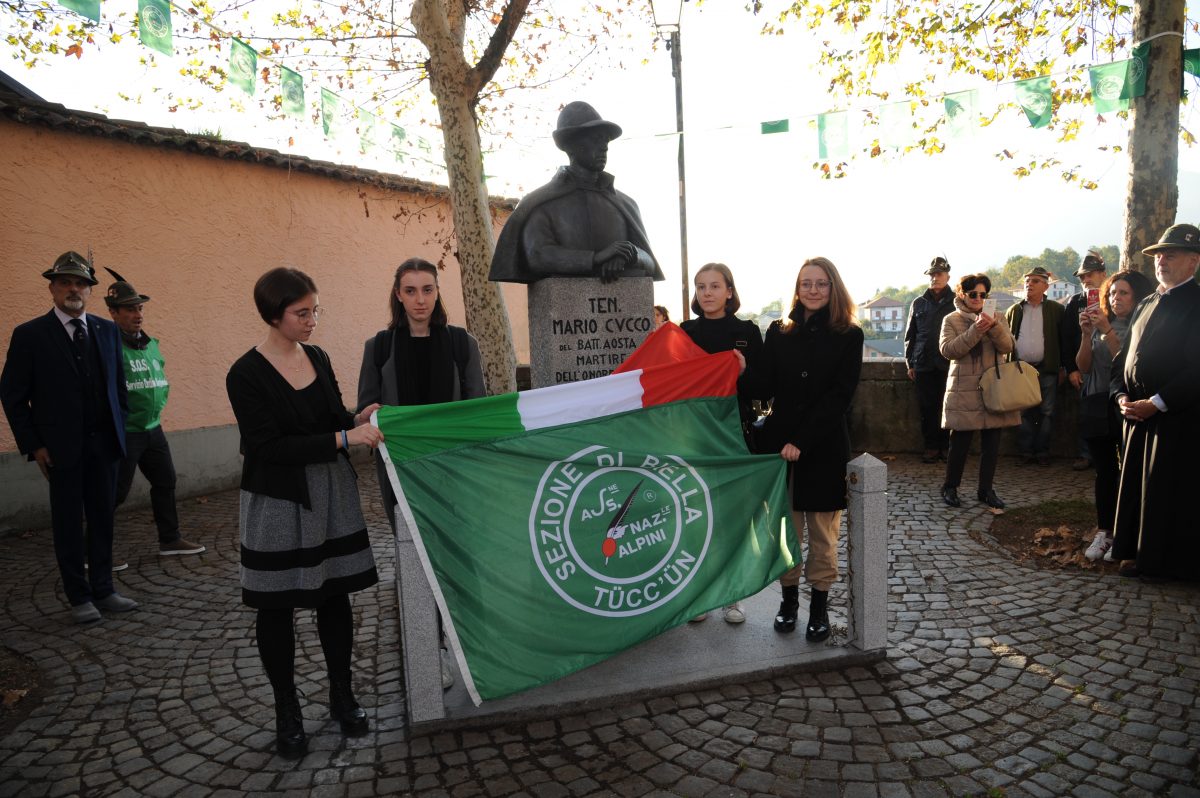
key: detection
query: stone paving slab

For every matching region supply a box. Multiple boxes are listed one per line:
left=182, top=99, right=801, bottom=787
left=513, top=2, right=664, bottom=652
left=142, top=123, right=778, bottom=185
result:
left=2, top=455, right=1198, bottom=797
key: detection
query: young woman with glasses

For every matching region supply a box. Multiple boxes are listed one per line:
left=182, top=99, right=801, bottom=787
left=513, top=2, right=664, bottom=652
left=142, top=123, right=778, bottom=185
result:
left=938, top=273, right=1019, bottom=510
left=742, top=257, right=863, bottom=642
left=225, top=267, right=384, bottom=759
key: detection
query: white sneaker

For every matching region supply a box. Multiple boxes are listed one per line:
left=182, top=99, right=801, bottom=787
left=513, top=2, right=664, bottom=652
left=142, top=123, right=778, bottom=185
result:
left=722, top=603, right=746, bottom=624
left=1103, top=545, right=1115, bottom=563
left=1085, top=529, right=1112, bottom=561
left=688, top=612, right=708, bottom=623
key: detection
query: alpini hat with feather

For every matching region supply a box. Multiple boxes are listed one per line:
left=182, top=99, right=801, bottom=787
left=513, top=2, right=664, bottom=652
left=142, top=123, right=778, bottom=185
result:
left=42, top=251, right=98, bottom=285
left=1141, top=223, right=1200, bottom=255
left=103, top=267, right=151, bottom=308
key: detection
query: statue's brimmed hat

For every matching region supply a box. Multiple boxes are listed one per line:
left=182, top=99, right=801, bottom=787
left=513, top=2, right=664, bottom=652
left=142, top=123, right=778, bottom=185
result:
left=42, top=251, right=98, bottom=285
left=1141, top=223, right=1200, bottom=255
left=552, top=101, right=622, bottom=150
left=103, top=267, right=150, bottom=308
left=1074, top=250, right=1106, bottom=276
left=924, top=256, right=950, bottom=275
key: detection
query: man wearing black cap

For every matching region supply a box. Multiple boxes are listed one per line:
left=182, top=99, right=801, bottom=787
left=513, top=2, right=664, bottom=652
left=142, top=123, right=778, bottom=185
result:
left=904, top=257, right=955, bottom=463
left=1063, top=250, right=1109, bottom=470
left=1110, top=223, right=1200, bottom=581
left=105, top=273, right=205, bottom=557
left=0, top=252, right=137, bottom=623
left=489, top=101, right=663, bottom=284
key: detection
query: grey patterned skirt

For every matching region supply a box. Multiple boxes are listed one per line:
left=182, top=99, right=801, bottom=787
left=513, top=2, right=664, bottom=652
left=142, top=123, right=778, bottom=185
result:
left=239, top=458, right=378, bottom=609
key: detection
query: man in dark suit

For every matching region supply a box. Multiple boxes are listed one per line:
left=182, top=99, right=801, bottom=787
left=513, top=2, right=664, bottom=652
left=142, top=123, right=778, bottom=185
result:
left=1110, top=224, right=1200, bottom=582
left=1, top=252, right=138, bottom=623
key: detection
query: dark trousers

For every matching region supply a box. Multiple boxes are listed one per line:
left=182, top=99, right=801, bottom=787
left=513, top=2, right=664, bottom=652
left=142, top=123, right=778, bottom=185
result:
left=50, top=434, right=120, bottom=606
left=944, top=428, right=1002, bottom=493
left=116, top=426, right=179, bottom=544
left=1086, top=433, right=1121, bottom=531
left=914, top=370, right=950, bottom=451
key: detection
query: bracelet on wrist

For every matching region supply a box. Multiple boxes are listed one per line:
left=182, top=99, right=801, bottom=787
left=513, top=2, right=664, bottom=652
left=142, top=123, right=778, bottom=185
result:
left=341, top=429, right=349, bottom=450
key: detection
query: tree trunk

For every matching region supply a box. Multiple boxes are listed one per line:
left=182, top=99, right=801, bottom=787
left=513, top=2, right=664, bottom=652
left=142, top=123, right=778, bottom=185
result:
left=1121, top=0, right=1184, bottom=277
left=437, top=94, right=518, bottom=394
left=412, top=0, right=518, bottom=395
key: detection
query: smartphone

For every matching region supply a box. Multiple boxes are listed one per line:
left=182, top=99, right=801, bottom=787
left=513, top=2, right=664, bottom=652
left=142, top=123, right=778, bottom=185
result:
left=1086, top=287, right=1100, bottom=307
left=982, top=297, right=997, bottom=317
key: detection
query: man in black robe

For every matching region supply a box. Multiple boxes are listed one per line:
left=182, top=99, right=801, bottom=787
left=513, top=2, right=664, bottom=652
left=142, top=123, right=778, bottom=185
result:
left=1110, top=223, right=1200, bottom=581
left=489, top=102, right=663, bottom=285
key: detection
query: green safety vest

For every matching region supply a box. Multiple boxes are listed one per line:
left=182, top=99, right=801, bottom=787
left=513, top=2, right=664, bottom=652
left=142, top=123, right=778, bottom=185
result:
left=120, top=337, right=170, bottom=432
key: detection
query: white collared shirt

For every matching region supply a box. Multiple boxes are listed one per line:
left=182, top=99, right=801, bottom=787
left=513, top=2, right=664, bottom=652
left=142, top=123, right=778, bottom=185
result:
left=52, top=306, right=87, bottom=337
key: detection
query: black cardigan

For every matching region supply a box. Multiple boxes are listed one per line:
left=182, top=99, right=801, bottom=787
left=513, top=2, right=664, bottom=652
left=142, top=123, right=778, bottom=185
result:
left=226, top=344, right=355, bottom=509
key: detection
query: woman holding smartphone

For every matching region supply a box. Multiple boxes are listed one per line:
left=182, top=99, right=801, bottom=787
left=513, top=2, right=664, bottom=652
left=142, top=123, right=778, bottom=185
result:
left=1076, top=269, right=1153, bottom=561
left=744, top=257, right=863, bottom=641
left=226, top=268, right=383, bottom=759
left=939, top=274, right=1019, bottom=509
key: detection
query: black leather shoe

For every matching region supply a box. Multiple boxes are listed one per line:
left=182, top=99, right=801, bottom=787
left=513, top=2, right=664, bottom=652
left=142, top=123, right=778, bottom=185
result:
left=941, top=486, right=961, bottom=507
left=274, top=689, right=307, bottom=759
left=805, top=589, right=830, bottom=642
left=977, top=489, right=1005, bottom=509
left=330, top=676, right=369, bottom=737
left=774, top=585, right=799, bottom=633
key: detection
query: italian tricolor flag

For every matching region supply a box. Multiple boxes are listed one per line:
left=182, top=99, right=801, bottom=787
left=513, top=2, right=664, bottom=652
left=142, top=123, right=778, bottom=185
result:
left=375, top=324, right=796, bottom=703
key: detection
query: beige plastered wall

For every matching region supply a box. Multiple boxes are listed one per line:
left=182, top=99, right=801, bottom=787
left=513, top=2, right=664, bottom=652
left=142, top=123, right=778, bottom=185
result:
left=0, top=118, right=528, bottom=457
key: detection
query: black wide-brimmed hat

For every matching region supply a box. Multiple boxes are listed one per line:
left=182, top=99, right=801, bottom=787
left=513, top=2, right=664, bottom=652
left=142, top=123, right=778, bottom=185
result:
left=103, top=267, right=150, bottom=308
left=1075, top=250, right=1106, bottom=276
left=552, top=101, right=622, bottom=150
left=1142, top=223, right=1200, bottom=254
left=924, top=256, right=950, bottom=275
left=42, top=251, right=98, bottom=285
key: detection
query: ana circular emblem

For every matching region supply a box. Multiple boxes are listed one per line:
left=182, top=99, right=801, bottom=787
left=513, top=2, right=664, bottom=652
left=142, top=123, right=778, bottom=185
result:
left=1021, top=90, right=1050, bottom=115
left=1127, top=56, right=1145, bottom=84
left=529, top=444, right=713, bottom=617
left=141, top=4, right=169, bottom=37
left=283, top=80, right=303, bottom=106
left=1096, top=74, right=1125, bottom=101
left=232, top=48, right=254, bottom=77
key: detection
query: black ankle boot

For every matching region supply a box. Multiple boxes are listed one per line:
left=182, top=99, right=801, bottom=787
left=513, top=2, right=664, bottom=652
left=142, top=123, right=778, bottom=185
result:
left=977, top=488, right=1005, bottom=509
left=805, top=589, right=831, bottom=642
left=941, top=485, right=961, bottom=507
left=329, top=675, right=368, bottom=737
left=774, top=585, right=799, bottom=633
left=273, top=688, right=307, bottom=759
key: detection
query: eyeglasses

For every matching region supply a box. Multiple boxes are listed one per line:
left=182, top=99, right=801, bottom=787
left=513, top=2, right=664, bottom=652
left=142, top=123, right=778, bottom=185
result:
left=965, top=291, right=989, bottom=299
left=287, top=306, right=324, bottom=321
left=799, top=280, right=832, bottom=292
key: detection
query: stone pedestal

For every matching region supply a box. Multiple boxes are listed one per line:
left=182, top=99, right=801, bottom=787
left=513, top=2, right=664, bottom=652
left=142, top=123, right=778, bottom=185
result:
left=527, top=276, right=655, bottom=388
left=845, top=453, right=888, bottom=653
left=393, top=502, right=446, bottom=723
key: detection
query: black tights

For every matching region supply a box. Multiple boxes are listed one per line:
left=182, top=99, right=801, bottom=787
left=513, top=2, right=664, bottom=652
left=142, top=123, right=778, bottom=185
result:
left=255, top=593, right=353, bottom=695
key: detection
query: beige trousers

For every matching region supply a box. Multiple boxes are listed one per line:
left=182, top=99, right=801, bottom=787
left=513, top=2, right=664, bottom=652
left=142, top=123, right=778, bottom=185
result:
left=779, top=509, right=842, bottom=592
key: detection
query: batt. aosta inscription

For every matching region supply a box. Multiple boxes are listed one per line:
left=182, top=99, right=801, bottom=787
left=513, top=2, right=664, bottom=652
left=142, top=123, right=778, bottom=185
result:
left=550, top=297, right=652, bottom=383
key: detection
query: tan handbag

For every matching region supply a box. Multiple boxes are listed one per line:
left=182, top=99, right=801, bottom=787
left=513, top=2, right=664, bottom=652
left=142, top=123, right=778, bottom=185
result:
left=979, top=355, right=1041, bottom=412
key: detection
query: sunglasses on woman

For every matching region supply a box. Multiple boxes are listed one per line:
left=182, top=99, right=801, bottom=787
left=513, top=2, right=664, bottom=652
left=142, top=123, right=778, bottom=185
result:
left=965, top=291, right=989, bottom=299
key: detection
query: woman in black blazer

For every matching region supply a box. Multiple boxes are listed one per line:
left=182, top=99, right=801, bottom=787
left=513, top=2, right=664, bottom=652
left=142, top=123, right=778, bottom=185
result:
left=226, top=268, right=384, bottom=759
left=745, top=257, right=864, bottom=641
left=679, top=262, right=763, bottom=625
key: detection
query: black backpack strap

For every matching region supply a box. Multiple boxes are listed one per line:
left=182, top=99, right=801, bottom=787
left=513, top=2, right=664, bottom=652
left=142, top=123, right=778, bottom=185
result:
left=373, top=329, right=393, bottom=371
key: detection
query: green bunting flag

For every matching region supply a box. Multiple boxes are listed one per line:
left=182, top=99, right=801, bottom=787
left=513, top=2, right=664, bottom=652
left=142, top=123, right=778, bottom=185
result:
left=760, top=119, right=789, bottom=135
left=280, top=67, right=304, bottom=117
left=320, top=88, right=339, bottom=136
left=358, top=108, right=376, bottom=153
left=943, top=89, right=978, bottom=138
left=817, top=111, right=848, bottom=160
left=1014, top=76, right=1053, bottom=128
left=417, top=136, right=433, bottom=157
left=228, top=38, right=257, bottom=96
left=1185, top=48, right=1200, bottom=78
left=1088, top=43, right=1148, bottom=114
left=58, top=0, right=100, bottom=21
left=879, top=101, right=911, bottom=149
left=390, top=124, right=407, bottom=162
left=136, top=0, right=172, bottom=56
left=375, top=330, right=795, bottom=703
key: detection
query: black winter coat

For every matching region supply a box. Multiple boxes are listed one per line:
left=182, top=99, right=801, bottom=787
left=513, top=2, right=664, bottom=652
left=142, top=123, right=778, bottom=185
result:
left=743, top=305, right=864, bottom=511
left=904, top=288, right=955, bottom=372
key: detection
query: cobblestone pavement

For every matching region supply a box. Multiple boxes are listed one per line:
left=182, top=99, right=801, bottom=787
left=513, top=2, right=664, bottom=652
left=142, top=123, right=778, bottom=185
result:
left=2, top=456, right=1198, bottom=798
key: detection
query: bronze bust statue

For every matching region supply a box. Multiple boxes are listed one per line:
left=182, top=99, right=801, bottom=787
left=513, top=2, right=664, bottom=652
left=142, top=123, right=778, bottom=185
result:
left=489, top=102, right=664, bottom=285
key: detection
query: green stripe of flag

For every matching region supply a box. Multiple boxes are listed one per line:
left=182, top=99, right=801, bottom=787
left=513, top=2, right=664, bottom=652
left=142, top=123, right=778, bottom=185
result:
left=760, top=119, right=789, bottom=135
left=376, top=392, right=523, bottom=463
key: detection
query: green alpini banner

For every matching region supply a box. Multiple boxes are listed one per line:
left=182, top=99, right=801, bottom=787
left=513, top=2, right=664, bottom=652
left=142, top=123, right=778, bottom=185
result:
left=1088, top=43, right=1148, bottom=115
left=136, top=0, right=172, bottom=56
left=1015, top=76, right=1053, bottom=129
left=58, top=0, right=99, bottom=21
left=818, top=111, right=848, bottom=160
left=320, top=88, right=339, bottom=136
left=943, top=89, right=977, bottom=138
left=377, top=394, right=795, bottom=703
left=228, top=38, right=256, bottom=96
left=281, top=67, right=304, bottom=117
